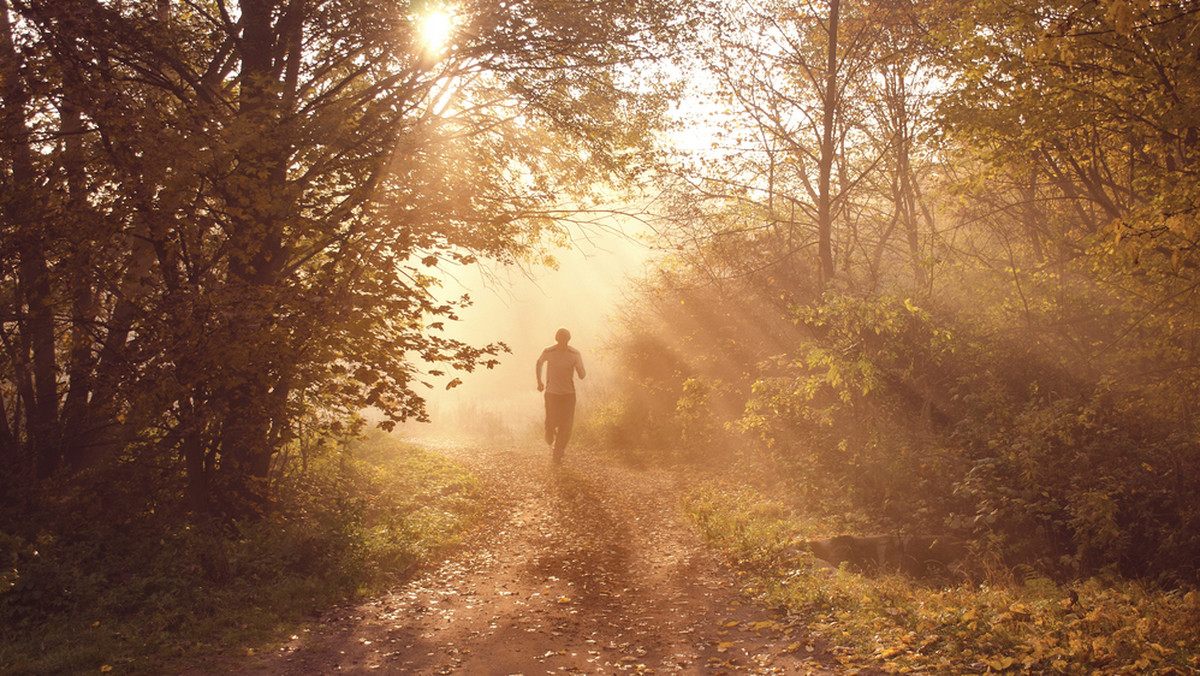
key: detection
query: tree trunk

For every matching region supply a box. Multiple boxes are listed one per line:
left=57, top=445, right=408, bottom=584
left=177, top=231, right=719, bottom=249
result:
left=21, top=251, right=60, bottom=479
left=182, top=402, right=210, bottom=515
left=208, top=0, right=291, bottom=516
left=2, top=0, right=60, bottom=478
left=60, top=81, right=98, bottom=470
left=816, top=0, right=840, bottom=287
left=0, top=387, right=16, bottom=463
left=893, top=72, right=927, bottom=290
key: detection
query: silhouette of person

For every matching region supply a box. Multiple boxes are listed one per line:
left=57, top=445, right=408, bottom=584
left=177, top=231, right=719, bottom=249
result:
left=536, top=328, right=586, bottom=463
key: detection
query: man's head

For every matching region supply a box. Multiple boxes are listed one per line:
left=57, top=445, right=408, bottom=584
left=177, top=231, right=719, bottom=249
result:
left=555, top=328, right=571, bottom=346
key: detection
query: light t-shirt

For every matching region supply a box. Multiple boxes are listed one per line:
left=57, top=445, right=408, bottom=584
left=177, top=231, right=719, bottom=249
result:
left=538, top=345, right=586, bottom=395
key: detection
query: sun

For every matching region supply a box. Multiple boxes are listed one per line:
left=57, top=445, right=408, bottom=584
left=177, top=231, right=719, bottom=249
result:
left=418, top=9, right=455, bottom=55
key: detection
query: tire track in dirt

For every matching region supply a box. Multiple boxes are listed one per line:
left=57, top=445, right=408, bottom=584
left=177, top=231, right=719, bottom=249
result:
left=192, top=443, right=845, bottom=674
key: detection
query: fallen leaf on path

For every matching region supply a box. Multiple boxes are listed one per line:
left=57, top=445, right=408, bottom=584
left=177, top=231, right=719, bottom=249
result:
left=749, top=620, right=779, bottom=631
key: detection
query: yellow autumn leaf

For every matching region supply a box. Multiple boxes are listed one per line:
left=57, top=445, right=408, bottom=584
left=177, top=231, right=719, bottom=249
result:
left=716, top=641, right=735, bottom=653
left=749, top=620, right=778, bottom=631
left=985, top=656, right=1016, bottom=671
left=723, top=620, right=739, bottom=628
left=1107, top=0, right=1135, bottom=35
left=100, top=667, right=113, bottom=674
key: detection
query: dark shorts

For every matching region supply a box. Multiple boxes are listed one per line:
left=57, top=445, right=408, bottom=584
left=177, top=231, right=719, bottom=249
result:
left=544, top=392, right=576, bottom=454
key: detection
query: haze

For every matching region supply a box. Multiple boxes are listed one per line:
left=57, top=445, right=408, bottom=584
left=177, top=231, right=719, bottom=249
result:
left=410, top=217, right=654, bottom=441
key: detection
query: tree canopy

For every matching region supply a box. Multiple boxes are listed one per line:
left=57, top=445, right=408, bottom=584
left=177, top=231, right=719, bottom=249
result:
left=0, top=0, right=692, bottom=514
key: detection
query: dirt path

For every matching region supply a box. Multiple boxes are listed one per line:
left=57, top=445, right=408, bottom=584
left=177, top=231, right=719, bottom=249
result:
left=198, top=443, right=845, bottom=674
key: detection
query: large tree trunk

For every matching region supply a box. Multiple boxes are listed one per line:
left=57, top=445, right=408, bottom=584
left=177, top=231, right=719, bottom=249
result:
left=2, top=0, right=60, bottom=478
left=181, top=398, right=211, bottom=515
left=20, top=250, right=59, bottom=479
left=208, top=0, right=293, bottom=515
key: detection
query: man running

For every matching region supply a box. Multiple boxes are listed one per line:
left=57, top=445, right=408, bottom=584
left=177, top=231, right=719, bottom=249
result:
left=535, top=328, right=586, bottom=463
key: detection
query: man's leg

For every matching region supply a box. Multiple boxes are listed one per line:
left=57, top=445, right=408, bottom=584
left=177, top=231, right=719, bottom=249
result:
left=544, top=394, right=555, bottom=447
left=552, top=394, right=576, bottom=462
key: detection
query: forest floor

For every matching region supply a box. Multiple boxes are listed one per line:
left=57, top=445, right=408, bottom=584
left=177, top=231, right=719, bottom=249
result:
left=179, top=441, right=866, bottom=675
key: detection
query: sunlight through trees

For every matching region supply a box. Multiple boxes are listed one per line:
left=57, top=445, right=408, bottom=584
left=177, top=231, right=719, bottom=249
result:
left=4, top=0, right=1200, bottom=672
left=601, top=0, right=1200, bottom=585
left=1, top=0, right=1198, bottom=640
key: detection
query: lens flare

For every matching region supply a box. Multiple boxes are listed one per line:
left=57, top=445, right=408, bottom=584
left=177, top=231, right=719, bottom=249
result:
left=418, top=9, right=455, bottom=55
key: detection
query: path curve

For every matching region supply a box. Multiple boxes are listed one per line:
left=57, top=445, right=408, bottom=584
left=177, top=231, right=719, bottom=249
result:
left=200, top=443, right=843, bottom=674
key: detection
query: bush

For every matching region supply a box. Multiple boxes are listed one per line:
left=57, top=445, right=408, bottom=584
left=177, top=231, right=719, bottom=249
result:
left=0, top=432, right=479, bottom=675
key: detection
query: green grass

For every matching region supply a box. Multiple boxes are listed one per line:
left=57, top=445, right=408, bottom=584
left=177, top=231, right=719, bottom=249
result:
left=682, top=481, right=1200, bottom=675
left=0, top=432, right=481, bottom=675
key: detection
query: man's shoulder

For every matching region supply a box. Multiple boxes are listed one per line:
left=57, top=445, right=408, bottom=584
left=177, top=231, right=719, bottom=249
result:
left=542, top=344, right=581, bottom=355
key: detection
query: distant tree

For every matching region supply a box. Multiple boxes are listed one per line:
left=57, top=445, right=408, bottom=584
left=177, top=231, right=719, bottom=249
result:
left=664, top=0, right=941, bottom=296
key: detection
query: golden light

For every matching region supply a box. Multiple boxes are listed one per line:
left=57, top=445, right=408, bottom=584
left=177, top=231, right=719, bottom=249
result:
left=418, top=9, right=455, bottom=55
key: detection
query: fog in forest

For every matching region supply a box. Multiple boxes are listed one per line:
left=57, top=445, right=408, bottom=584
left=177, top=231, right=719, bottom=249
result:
left=402, top=219, right=653, bottom=442
left=7, top=1, right=1200, bottom=672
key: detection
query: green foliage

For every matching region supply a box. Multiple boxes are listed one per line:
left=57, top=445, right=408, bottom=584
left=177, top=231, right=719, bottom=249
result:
left=585, top=258, right=807, bottom=465
left=736, top=293, right=962, bottom=527
left=683, top=481, right=1200, bottom=675
left=925, top=0, right=1200, bottom=583
left=675, top=376, right=730, bottom=458
left=575, top=395, right=680, bottom=466
left=0, top=433, right=478, bottom=675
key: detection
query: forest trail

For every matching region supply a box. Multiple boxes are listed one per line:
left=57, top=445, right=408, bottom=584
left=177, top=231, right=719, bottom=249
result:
left=191, top=443, right=848, bottom=675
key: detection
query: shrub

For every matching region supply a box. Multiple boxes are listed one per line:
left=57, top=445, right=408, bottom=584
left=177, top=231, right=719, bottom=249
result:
left=0, top=432, right=479, bottom=675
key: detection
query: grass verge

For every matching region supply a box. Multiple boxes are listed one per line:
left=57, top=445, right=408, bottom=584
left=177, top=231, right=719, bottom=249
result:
left=0, top=432, right=480, bottom=675
left=682, top=481, right=1200, bottom=675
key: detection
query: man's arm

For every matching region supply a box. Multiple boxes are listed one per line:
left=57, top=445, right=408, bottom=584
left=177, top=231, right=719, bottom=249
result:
left=575, top=352, right=586, bottom=380
left=535, top=350, right=546, bottom=391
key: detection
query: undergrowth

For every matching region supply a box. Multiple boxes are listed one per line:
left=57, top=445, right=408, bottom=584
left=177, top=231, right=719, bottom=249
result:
left=682, top=482, right=1200, bottom=675
left=0, top=432, right=479, bottom=675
